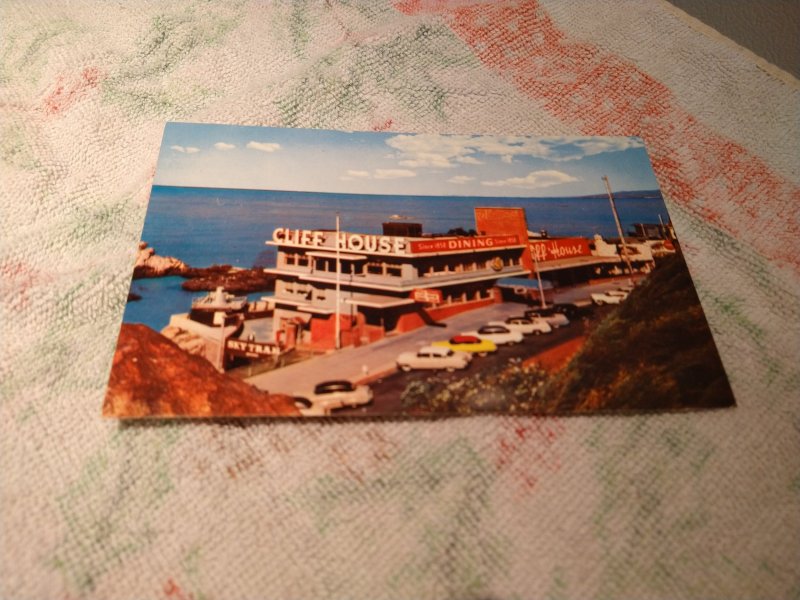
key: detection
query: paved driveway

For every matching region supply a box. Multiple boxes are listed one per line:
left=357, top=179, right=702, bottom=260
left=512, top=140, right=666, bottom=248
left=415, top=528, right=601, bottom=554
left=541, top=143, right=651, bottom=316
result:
left=245, top=302, right=526, bottom=396
left=245, top=275, right=645, bottom=396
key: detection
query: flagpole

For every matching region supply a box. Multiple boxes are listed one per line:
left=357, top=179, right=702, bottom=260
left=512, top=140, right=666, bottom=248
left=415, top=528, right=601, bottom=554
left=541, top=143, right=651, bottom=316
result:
left=335, top=212, right=341, bottom=350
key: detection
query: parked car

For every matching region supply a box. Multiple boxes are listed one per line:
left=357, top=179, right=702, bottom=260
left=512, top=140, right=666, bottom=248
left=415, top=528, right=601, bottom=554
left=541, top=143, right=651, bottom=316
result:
left=432, top=335, right=497, bottom=357
left=523, top=307, right=570, bottom=329
left=462, top=324, right=524, bottom=345
left=294, top=380, right=373, bottom=416
left=591, top=291, right=627, bottom=305
left=553, top=301, right=594, bottom=318
left=396, top=345, right=472, bottom=372
left=491, top=317, right=552, bottom=336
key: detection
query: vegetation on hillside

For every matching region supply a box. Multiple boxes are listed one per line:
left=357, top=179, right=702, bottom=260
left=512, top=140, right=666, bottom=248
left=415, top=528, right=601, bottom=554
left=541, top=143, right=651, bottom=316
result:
left=400, top=360, right=549, bottom=415
left=540, top=252, right=735, bottom=412
left=399, top=252, right=735, bottom=415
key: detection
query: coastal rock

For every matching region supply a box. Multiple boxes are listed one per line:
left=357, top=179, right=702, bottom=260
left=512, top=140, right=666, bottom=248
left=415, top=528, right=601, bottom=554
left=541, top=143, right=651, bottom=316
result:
left=181, top=265, right=276, bottom=294
left=103, top=323, right=299, bottom=418
left=133, top=242, right=188, bottom=279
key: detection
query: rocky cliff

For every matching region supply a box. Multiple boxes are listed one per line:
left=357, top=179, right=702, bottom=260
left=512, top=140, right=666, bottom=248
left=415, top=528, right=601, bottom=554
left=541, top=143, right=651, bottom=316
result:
left=133, top=242, right=188, bottom=278
left=103, top=324, right=299, bottom=418
left=180, top=265, right=276, bottom=293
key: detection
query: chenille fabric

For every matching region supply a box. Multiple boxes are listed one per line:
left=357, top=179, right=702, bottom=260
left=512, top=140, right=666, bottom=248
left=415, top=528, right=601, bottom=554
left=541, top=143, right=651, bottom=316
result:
left=1, top=1, right=798, bottom=598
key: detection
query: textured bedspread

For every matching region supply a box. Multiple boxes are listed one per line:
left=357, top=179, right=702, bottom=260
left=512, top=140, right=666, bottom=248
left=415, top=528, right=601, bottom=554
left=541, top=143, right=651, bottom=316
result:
left=2, top=1, right=798, bottom=598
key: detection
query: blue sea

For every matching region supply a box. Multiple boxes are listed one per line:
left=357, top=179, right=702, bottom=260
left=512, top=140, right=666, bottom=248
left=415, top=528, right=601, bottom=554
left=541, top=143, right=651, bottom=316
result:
left=124, top=186, right=671, bottom=330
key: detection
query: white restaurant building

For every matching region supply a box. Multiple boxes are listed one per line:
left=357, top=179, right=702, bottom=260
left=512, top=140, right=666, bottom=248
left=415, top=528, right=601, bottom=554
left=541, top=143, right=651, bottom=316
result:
left=264, top=223, right=529, bottom=350
left=262, top=207, right=671, bottom=351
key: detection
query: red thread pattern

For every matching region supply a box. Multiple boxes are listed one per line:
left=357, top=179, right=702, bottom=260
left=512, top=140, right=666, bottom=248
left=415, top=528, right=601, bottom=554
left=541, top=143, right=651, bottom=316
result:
left=397, top=0, right=800, bottom=273
left=42, top=67, right=103, bottom=115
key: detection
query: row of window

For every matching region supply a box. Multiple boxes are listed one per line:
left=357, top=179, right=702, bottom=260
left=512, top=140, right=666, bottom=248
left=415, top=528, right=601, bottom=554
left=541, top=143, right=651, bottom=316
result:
left=431, top=288, right=493, bottom=306
left=421, top=255, right=519, bottom=276
left=282, top=253, right=406, bottom=277
left=280, top=281, right=326, bottom=301
left=278, top=278, right=493, bottom=307
left=281, top=252, right=520, bottom=278
left=283, top=253, right=310, bottom=267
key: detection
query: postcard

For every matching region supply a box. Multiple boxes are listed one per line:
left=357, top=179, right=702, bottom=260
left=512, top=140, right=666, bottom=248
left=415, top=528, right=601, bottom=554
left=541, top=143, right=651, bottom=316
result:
left=103, top=123, right=735, bottom=418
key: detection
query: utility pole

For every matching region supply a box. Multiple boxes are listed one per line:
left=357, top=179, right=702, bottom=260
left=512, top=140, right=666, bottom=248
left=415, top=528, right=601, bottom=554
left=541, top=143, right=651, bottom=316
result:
left=532, top=247, right=547, bottom=308
left=602, top=175, right=634, bottom=283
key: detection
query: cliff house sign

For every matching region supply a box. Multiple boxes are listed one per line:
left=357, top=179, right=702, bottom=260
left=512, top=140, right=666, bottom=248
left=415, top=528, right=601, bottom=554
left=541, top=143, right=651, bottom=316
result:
left=271, top=228, right=522, bottom=256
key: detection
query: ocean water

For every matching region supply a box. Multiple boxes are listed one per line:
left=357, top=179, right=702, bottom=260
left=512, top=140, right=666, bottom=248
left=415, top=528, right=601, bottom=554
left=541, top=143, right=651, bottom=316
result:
left=124, top=276, right=272, bottom=332
left=124, top=185, right=670, bottom=330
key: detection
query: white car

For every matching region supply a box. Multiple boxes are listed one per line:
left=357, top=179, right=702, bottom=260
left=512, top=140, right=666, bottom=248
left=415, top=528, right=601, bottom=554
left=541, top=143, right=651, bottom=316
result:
left=462, top=324, right=524, bottom=345
left=295, top=380, right=373, bottom=416
left=524, top=308, right=570, bottom=329
left=591, top=291, right=627, bottom=305
left=490, top=318, right=552, bottom=336
left=396, top=345, right=472, bottom=372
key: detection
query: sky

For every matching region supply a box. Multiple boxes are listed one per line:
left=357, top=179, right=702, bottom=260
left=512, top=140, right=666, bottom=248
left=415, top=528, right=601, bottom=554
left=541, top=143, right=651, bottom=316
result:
left=154, top=122, right=661, bottom=197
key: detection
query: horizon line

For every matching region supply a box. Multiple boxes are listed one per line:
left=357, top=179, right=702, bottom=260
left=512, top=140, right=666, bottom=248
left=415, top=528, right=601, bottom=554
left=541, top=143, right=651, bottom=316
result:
left=151, top=183, right=664, bottom=201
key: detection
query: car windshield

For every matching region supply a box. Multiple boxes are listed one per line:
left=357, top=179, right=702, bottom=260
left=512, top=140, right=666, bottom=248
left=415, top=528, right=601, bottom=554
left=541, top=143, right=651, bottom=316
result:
left=315, top=381, right=354, bottom=394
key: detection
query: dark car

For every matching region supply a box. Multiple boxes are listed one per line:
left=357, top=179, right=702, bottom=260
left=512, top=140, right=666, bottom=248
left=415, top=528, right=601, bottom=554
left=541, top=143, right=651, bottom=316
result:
left=551, top=302, right=594, bottom=319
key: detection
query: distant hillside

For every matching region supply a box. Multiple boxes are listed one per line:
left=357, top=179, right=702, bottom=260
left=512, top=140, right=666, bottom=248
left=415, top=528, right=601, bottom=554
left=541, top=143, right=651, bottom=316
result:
left=574, top=189, right=663, bottom=200
left=540, top=253, right=735, bottom=412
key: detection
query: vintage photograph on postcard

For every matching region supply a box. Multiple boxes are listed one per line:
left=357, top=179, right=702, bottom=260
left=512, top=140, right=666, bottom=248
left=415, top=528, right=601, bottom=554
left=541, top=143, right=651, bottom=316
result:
left=103, top=123, right=735, bottom=418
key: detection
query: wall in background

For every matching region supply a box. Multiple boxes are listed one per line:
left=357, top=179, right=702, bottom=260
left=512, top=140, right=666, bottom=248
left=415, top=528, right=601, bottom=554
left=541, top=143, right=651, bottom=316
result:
left=667, top=0, right=799, bottom=78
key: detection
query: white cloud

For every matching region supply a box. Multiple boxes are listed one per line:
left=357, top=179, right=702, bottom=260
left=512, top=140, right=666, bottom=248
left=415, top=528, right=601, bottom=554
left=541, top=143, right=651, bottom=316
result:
left=399, top=153, right=453, bottom=168
left=385, top=134, right=644, bottom=168
left=246, top=141, right=281, bottom=152
left=214, top=142, right=235, bottom=150
left=448, top=175, right=475, bottom=184
left=374, top=169, right=416, bottom=179
left=171, top=145, right=200, bottom=154
left=387, top=134, right=474, bottom=169
left=481, top=170, right=578, bottom=190
left=340, top=170, right=370, bottom=181
left=340, top=168, right=415, bottom=181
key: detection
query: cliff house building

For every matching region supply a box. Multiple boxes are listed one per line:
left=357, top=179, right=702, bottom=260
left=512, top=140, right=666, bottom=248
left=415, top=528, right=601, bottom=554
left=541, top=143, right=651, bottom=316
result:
left=264, top=220, right=529, bottom=350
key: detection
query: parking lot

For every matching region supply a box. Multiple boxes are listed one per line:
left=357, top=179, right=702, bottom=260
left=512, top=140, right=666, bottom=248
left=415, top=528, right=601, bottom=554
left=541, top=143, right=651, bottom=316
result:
left=245, top=300, right=530, bottom=397
left=335, top=309, right=609, bottom=416
left=245, top=276, right=634, bottom=407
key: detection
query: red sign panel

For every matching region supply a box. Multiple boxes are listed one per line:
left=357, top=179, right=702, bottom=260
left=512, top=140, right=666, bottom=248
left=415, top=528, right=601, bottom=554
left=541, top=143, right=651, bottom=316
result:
left=411, top=288, right=443, bottom=304
left=408, top=234, right=520, bottom=254
left=529, top=238, right=592, bottom=262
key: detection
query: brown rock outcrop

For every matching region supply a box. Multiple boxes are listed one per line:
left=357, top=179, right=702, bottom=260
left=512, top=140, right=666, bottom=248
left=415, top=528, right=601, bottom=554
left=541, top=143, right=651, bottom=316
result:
left=103, top=324, right=299, bottom=418
left=180, top=265, right=276, bottom=294
left=133, top=242, right=188, bottom=279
